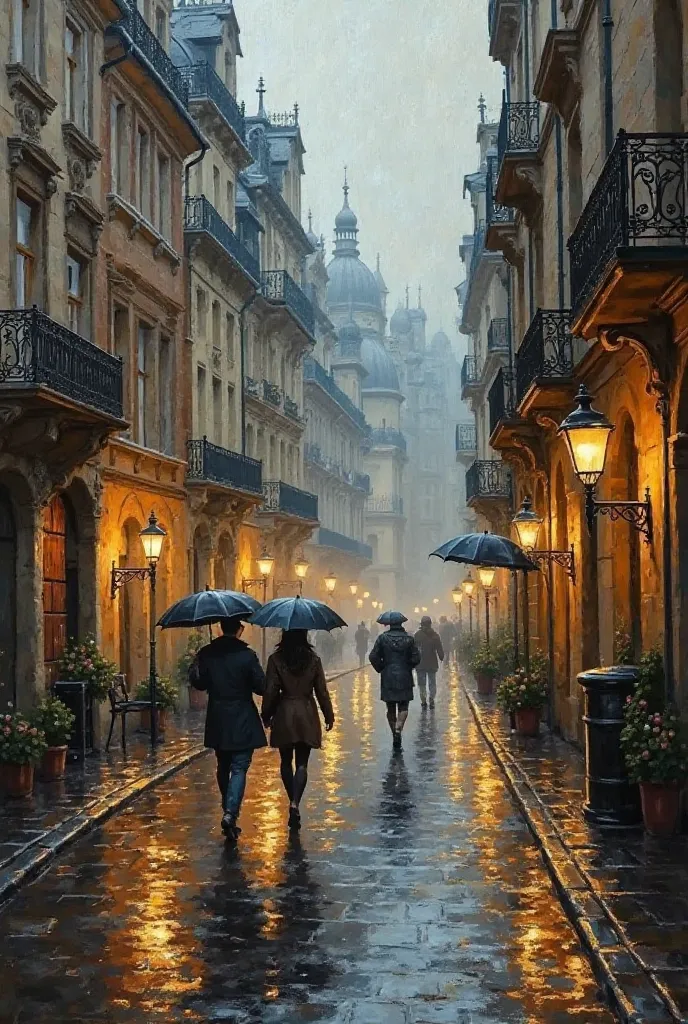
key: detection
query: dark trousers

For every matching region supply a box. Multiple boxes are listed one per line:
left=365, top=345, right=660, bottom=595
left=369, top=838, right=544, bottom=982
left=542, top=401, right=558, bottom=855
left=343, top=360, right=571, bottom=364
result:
left=215, top=749, right=253, bottom=816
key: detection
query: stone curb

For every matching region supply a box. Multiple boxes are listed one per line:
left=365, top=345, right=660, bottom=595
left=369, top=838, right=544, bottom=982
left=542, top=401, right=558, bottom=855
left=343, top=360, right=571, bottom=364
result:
left=0, top=667, right=358, bottom=911
left=462, top=682, right=687, bottom=1024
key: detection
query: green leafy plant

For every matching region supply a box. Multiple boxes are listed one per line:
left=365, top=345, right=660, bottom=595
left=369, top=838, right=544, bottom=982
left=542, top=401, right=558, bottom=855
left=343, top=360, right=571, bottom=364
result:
left=57, top=637, right=118, bottom=700
left=29, top=696, right=75, bottom=747
left=175, top=631, right=206, bottom=688
left=0, top=712, right=47, bottom=764
left=496, top=661, right=548, bottom=713
left=492, top=624, right=516, bottom=678
left=620, top=647, right=687, bottom=784
left=456, top=631, right=480, bottom=665
left=469, top=641, right=499, bottom=679
left=134, top=675, right=179, bottom=711
left=614, top=624, right=635, bottom=666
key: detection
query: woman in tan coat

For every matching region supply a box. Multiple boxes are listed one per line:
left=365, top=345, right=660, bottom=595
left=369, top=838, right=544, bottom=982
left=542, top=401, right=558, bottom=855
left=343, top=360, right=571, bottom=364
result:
left=262, top=629, right=335, bottom=830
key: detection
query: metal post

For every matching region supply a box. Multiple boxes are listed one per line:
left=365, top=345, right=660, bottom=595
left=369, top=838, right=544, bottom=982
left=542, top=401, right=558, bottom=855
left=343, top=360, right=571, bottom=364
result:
left=660, top=403, right=675, bottom=702
left=469, top=598, right=473, bottom=635
left=261, top=577, right=267, bottom=667
left=149, top=563, right=158, bottom=747
left=512, top=570, right=520, bottom=669
left=485, top=591, right=490, bottom=646
left=522, top=569, right=531, bottom=673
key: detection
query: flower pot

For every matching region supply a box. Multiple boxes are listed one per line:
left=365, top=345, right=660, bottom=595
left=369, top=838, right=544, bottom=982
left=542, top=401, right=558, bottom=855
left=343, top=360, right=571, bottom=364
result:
left=41, top=746, right=68, bottom=781
left=514, top=707, right=541, bottom=737
left=188, top=687, right=207, bottom=711
left=639, top=781, right=683, bottom=837
left=140, top=709, right=168, bottom=733
left=475, top=671, right=494, bottom=696
left=0, top=761, right=35, bottom=798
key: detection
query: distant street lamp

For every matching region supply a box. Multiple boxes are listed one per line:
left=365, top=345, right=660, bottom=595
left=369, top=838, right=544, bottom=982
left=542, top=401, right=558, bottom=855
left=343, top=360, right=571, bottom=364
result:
left=243, top=552, right=275, bottom=665
left=294, top=556, right=310, bottom=595
left=356, top=598, right=364, bottom=610
left=462, top=573, right=475, bottom=636
left=363, top=591, right=370, bottom=600
left=324, top=570, right=338, bottom=595
left=349, top=582, right=359, bottom=596
left=477, top=567, right=496, bottom=645
left=433, top=598, right=440, bottom=605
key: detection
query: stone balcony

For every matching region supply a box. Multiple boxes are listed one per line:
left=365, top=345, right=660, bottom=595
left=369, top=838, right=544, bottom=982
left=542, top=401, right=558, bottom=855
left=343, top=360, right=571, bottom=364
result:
left=495, top=100, right=541, bottom=217
left=184, top=195, right=260, bottom=286
left=515, top=309, right=579, bottom=416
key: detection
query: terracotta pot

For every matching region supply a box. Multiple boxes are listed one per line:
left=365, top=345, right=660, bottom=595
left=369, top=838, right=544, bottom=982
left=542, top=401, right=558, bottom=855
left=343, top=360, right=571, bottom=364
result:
left=140, top=709, right=168, bottom=733
left=640, top=781, right=684, bottom=837
left=41, top=745, right=68, bottom=781
left=475, top=671, right=494, bottom=696
left=0, top=761, right=35, bottom=798
left=514, top=707, right=541, bottom=737
left=188, top=687, right=207, bottom=711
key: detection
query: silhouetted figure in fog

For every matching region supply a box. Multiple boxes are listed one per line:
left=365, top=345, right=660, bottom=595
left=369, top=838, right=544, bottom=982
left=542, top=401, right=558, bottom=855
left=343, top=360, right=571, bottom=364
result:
left=355, top=621, right=370, bottom=667
left=414, top=616, right=444, bottom=709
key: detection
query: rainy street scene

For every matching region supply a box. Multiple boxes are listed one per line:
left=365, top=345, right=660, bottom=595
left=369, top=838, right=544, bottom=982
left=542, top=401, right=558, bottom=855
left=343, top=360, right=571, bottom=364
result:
left=2, top=0, right=688, bottom=1022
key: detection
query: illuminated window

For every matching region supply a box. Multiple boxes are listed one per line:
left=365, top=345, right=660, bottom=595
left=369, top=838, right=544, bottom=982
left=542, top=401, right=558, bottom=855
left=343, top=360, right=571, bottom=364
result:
left=15, top=198, right=35, bottom=307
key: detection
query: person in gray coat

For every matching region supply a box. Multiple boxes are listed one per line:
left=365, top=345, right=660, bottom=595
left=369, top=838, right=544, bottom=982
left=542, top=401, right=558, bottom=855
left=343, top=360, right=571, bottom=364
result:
left=414, top=616, right=445, bottom=710
left=368, top=612, right=421, bottom=750
left=190, top=616, right=266, bottom=840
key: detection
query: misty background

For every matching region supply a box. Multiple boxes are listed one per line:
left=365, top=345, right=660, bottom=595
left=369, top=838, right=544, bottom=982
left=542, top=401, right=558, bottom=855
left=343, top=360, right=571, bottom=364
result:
left=235, top=0, right=503, bottom=358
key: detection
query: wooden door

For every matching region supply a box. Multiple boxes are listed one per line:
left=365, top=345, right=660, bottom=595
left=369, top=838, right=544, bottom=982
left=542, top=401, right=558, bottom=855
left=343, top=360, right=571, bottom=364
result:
left=0, top=489, right=16, bottom=710
left=43, top=495, right=67, bottom=685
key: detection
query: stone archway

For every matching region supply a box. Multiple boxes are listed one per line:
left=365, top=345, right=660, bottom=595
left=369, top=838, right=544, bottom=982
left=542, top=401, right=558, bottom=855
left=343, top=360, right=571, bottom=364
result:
left=215, top=532, right=236, bottom=590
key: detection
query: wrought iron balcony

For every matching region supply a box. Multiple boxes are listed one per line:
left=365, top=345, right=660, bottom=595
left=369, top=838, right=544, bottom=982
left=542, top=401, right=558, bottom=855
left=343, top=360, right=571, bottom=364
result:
left=304, top=442, right=324, bottom=467
left=516, top=309, right=574, bottom=407
left=455, top=422, right=477, bottom=454
left=186, top=438, right=262, bottom=495
left=262, top=379, right=282, bottom=407
left=303, top=356, right=367, bottom=429
left=366, top=494, right=404, bottom=515
left=184, top=196, right=260, bottom=284
left=284, top=396, right=301, bottom=421
left=568, top=131, right=688, bottom=326
left=362, top=428, right=407, bottom=453
left=262, top=480, right=318, bottom=521
left=466, top=460, right=512, bottom=505
left=469, top=222, right=487, bottom=283
left=486, top=155, right=514, bottom=228
left=0, top=307, right=123, bottom=418
left=260, top=270, right=315, bottom=338
left=487, top=318, right=509, bottom=355
left=354, top=472, right=371, bottom=493
left=115, top=2, right=189, bottom=108
left=461, top=355, right=480, bottom=398
left=497, top=100, right=541, bottom=166
left=244, top=376, right=259, bottom=398
left=317, top=528, right=373, bottom=561
left=488, top=367, right=516, bottom=437
left=179, top=62, right=245, bottom=142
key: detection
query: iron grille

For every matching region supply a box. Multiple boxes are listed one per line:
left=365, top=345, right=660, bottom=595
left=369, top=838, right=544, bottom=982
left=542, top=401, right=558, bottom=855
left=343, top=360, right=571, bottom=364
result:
left=466, top=460, right=512, bottom=503
left=461, top=355, right=480, bottom=393
left=317, top=528, right=373, bottom=560
left=488, top=367, right=516, bottom=436
left=366, top=495, right=404, bottom=514
left=244, top=376, right=259, bottom=398
left=260, top=270, right=315, bottom=338
left=455, top=422, right=477, bottom=452
left=179, top=62, right=245, bottom=141
left=303, top=356, right=367, bottom=429
left=497, top=100, right=541, bottom=167
left=283, top=396, right=301, bottom=420
left=118, top=2, right=189, bottom=107
left=184, top=196, right=260, bottom=283
left=186, top=438, right=262, bottom=494
left=486, top=155, right=514, bottom=226
left=487, top=317, right=509, bottom=354
left=516, top=309, right=574, bottom=405
left=362, top=428, right=407, bottom=453
left=262, top=379, right=282, bottom=407
left=262, top=480, right=318, bottom=520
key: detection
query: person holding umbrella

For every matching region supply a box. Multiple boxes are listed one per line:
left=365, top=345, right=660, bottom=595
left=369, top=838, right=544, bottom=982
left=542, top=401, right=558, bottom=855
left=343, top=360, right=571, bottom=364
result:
left=369, top=611, right=421, bottom=750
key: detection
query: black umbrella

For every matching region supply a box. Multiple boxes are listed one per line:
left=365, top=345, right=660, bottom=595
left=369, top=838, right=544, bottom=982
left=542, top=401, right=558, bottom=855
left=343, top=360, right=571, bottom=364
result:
left=249, top=595, right=347, bottom=632
left=157, top=589, right=262, bottom=629
left=430, top=531, right=538, bottom=571
left=377, top=610, right=408, bottom=626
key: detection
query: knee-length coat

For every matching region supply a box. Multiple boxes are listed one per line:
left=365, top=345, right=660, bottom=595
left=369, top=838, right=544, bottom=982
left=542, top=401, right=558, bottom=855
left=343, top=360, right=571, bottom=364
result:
left=262, top=650, right=335, bottom=749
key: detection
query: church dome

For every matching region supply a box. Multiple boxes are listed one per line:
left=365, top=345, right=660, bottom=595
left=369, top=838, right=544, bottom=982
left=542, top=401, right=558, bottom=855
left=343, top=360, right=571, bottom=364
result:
left=337, top=317, right=362, bottom=344
left=431, top=329, right=451, bottom=352
left=390, top=305, right=412, bottom=336
left=326, top=179, right=381, bottom=312
left=361, top=336, right=400, bottom=392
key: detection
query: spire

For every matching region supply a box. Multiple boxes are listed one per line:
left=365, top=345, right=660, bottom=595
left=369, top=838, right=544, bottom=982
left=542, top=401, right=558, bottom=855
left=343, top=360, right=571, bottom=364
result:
left=333, top=170, right=359, bottom=257
left=418, top=284, right=422, bottom=309
left=308, top=209, right=313, bottom=232
left=257, top=76, right=266, bottom=117
left=405, top=285, right=409, bottom=309
left=376, top=253, right=380, bottom=272
left=478, top=93, right=487, bottom=124
left=343, top=166, right=349, bottom=205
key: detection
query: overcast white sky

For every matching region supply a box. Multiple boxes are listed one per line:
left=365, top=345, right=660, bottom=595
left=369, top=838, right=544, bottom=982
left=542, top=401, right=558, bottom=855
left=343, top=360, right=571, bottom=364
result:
left=235, top=0, right=503, bottom=353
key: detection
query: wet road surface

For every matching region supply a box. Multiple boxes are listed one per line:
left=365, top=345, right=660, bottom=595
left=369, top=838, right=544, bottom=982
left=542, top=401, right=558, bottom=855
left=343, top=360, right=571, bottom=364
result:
left=0, top=666, right=615, bottom=1023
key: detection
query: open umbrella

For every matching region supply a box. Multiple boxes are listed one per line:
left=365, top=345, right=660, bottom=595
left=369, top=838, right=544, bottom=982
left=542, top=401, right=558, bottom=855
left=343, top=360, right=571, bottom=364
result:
left=249, top=595, right=347, bottom=632
left=430, top=531, right=537, bottom=571
left=157, top=589, right=262, bottom=629
left=377, top=610, right=408, bottom=626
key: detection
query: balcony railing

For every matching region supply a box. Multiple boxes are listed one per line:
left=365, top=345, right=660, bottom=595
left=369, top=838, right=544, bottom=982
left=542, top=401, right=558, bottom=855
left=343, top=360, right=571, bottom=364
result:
left=487, top=317, right=509, bottom=354
left=262, top=379, right=282, bottom=407
left=186, top=437, right=262, bottom=494
left=455, top=422, right=477, bottom=453
left=362, top=428, right=407, bottom=453
left=354, top=471, right=371, bottom=493
left=461, top=355, right=480, bottom=393
left=244, top=376, right=259, bottom=398
left=366, top=495, right=404, bottom=515
left=184, top=196, right=260, bottom=283
left=317, top=528, right=373, bottom=561
left=466, top=460, right=512, bottom=504
left=486, top=155, right=515, bottom=227
left=568, top=131, right=688, bottom=317
left=488, top=367, right=516, bottom=436
left=469, top=221, right=487, bottom=282
left=262, top=480, right=318, bottom=520
left=0, top=307, right=123, bottom=418
left=516, top=309, right=574, bottom=405
left=303, top=357, right=367, bottom=429
left=497, top=100, right=540, bottom=168
left=178, top=62, right=245, bottom=141
left=284, top=396, right=301, bottom=420
left=260, top=270, right=315, bottom=338
left=118, top=2, right=189, bottom=108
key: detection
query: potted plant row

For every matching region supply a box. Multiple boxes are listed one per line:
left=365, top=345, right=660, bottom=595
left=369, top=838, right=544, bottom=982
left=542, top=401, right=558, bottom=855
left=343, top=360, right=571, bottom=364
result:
left=496, top=662, right=548, bottom=736
left=469, top=642, right=499, bottom=695
left=30, top=696, right=76, bottom=780
left=134, top=675, right=180, bottom=733
left=0, top=712, right=48, bottom=797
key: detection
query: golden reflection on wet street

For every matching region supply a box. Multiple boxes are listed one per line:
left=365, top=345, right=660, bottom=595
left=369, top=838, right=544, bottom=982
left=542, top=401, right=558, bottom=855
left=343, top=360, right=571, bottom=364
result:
left=0, top=665, right=614, bottom=1023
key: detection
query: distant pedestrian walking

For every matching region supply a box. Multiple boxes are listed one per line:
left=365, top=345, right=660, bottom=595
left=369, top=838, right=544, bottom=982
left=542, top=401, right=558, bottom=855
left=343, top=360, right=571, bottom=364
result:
left=262, top=629, right=335, bottom=831
left=189, top=616, right=267, bottom=841
left=355, top=621, right=370, bottom=667
left=369, top=611, right=421, bottom=751
left=438, top=616, right=456, bottom=666
left=414, top=616, right=445, bottom=709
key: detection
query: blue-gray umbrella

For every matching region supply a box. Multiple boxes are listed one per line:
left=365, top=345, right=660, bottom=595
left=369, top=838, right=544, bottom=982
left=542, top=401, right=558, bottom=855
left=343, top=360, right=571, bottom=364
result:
left=249, top=595, right=347, bottom=632
left=377, top=610, right=408, bottom=626
left=157, top=590, right=262, bottom=628
left=430, top=532, right=538, bottom=571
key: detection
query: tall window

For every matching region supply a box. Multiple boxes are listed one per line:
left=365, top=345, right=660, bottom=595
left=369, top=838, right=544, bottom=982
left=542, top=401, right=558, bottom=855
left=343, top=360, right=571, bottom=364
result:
left=211, top=300, right=221, bottom=352
left=137, top=325, right=151, bottom=446
left=113, top=306, right=130, bottom=431
left=159, top=336, right=172, bottom=454
left=66, top=253, right=87, bottom=334
left=227, top=384, right=236, bottom=448
left=212, top=377, right=222, bottom=444
left=197, top=365, right=207, bottom=434
left=13, top=0, right=41, bottom=77
left=213, top=165, right=221, bottom=210
left=154, top=6, right=165, bottom=45
left=136, top=128, right=150, bottom=219
left=226, top=179, right=234, bottom=225
left=225, top=312, right=235, bottom=362
left=156, top=152, right=170, bottom=239
left=196, top=288, right=207, bottom=339
left=15, top=198, right=35, bottom=307
left=65, top=20, right=89, bottom=133
left=110, top=101, right=127, bottom=195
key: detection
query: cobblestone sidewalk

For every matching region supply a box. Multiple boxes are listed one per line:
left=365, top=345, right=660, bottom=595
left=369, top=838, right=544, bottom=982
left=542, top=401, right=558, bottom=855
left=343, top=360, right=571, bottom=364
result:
left=462, top=680, right=688, bottom=1024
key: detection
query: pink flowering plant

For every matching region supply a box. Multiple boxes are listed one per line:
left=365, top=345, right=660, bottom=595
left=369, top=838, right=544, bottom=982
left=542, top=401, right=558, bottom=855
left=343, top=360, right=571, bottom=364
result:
left=496, top=659, right=548, bottom=713
left=29, top=696, right=75, bottom=748
left=620, top=648, right=688, bottom=784
left=57, top=636, right=117, bottom=700
left=0, top=711, right=48, bottom=764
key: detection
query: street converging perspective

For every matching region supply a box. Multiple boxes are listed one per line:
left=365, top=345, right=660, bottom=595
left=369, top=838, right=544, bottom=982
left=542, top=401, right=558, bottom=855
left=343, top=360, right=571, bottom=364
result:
left=2, top=0, right=688, bottom=1022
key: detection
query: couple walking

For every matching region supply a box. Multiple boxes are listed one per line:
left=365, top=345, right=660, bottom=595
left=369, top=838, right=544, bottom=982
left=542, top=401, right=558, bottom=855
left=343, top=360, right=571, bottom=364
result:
left=368, top=612, right=445, bottom=749
left=190, top=617, right=334, bottom=840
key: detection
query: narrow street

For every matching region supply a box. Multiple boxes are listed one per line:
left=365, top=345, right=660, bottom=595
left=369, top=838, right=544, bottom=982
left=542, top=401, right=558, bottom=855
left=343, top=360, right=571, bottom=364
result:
left=0, top=667, right=614, bottom=1024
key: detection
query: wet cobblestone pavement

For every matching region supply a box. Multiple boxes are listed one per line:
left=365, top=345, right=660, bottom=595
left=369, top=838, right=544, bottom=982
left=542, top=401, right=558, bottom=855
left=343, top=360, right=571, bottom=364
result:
left=0, top=667, right=615, bottom=1023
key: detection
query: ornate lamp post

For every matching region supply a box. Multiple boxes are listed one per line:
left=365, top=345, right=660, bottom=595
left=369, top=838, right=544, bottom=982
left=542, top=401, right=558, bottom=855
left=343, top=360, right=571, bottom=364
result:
left=293, top=556, right=310, bottom=595
left=512, top=497, right=576, bottom=582
left=349, top=582, right=359, bottom=597
left=477, top=567, right=496, bottom=645
left=462, top=573, right=475, bottom=636
left=111, top=511, right=167, bottom=747
left=243, top=551, right=274, bottom=664
left=324, top=571, right=338, bottom=597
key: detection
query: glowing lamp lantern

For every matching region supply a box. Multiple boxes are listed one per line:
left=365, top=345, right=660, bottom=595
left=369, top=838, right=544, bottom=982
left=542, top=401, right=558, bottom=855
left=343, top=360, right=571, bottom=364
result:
left=462, top=574, right=475, bottom=598
left=294, top=556, right=310, bottom=581
left=257, top=552, right=275, bottom=578
left=140, top=512, right=166, bottom=564
left=422, top=606, right=428, bottom=613
left=478, top=567, right=496, bottom=590
left=512, top=496, right=543, bottom=552
left=356, top=598, right=364, bottom=609
left=349, top=582, right=358, bottom=596
left=433, top=598, right=440, bottom=605
left=452, top=586, right=463, bottom=607
left=558, top=384, right=614, bottom=489
left=324, top=571, right=338, bottom=595
left=363, top=591, right=370, bottom=600
left=414, top=606, right=421, bottom=614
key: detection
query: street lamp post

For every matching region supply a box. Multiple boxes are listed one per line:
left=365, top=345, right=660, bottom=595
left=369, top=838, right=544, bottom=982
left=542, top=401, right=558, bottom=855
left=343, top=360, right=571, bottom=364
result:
left=111, top=511, right=167, bottom=747
left=243, top=551, right=274, bottom=665
left=477, top=567, right=496, bottom=645
left=293, top=556, right=310, bottom=595
left=462, top=573, right=475, bottom=637
left=324, top=571, right=338, bottom=597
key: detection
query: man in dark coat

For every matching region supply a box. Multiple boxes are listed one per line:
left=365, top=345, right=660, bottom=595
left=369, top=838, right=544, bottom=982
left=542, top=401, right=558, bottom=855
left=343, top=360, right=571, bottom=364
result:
left=369, top=612, right=421, bottom=750
left=414, top=616, right=445, bottom=710
left=189, top=616, right=266, bottom=840
left=354, top=621, right=370, bottom=667
left=438, top=616, right=456, bottom=666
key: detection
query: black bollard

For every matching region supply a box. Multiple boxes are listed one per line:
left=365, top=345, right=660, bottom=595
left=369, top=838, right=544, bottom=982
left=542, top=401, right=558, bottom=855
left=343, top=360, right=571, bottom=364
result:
left=577, top=666, right=642, bottom=829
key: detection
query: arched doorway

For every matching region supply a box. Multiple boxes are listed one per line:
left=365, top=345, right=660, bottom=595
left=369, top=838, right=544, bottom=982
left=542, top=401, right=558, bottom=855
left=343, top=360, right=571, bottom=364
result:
left=193, top=524, right=212, bottom=592
left=118, top=518, right=146, bottom=688
left=0, top=488, right=17, bottom=709
left=215, top=533, right=235, bottom=590
left=43, top=494, right=78, bottom=685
